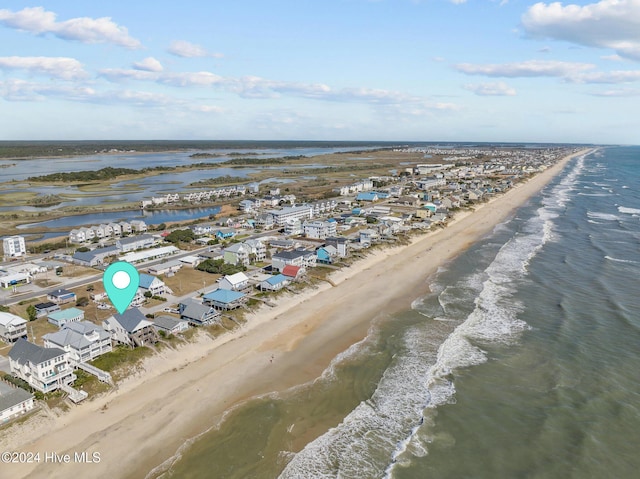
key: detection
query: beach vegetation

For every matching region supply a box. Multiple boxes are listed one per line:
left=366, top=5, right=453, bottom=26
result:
left=2, top=373, right=32, bottom=393
left=89, top=345, right=153, bottom=381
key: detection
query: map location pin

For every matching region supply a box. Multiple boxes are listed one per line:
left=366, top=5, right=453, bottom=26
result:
left=103, top=262, right=140, bottom=314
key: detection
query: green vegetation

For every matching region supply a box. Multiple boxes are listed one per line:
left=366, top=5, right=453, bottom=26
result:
left=196, top=259, right=246, bottom=275
left=190, top=175, right=247, bottom=187
left=89, top=345, right=152, bottom=373
left=26, top=194, right=64, bottom=206
left=2, top=374, right=32, bottom=393
left=30, top=241, right=67, bottom=254
left=27, top=166, right=174, bottom=183
left=0, top=305, right=10, bottom=313
left=26, top=305, right=37, bottom=321
left=165, top=228, right=195, bottom=244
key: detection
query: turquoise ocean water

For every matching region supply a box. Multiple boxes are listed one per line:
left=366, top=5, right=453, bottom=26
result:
left=156, top=147, right=640, bottom=479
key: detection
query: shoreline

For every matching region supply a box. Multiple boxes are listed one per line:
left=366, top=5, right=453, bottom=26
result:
left=0, top=149, right=591, bottom=479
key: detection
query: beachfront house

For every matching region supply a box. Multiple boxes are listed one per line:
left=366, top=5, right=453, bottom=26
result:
left=202, top=289, right=246, bottom=310
left=47, top=307, right=85, bottom=328
left=282, top=265, right=303, bottom=280
left=359, top=229, right=380, bottom=246
left=8, top=339, right=75, bottom=393
left=179, top=299, right=220, bottom=326
left=325, top=237, right=349, bottom=257
left=43, top=321, right=112, bottom=365
left=0, top=312, right=27, bottom=344
left=47, top=289, right=76, bottom=305
left=316, top=246, right=338, bottom=265
left=271, top=249, right=317, bottom=272
left=257, top=274, right=290, bottom=292
left=152, top=316, right=189, bottom=335
left=0, top=382, right=34, bottom=423
left=103, top=309, right=158, bottom=347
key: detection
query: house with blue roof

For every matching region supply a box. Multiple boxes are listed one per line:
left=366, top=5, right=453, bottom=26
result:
left=138, top=273, right=170, bottom=296
left=257, top=274, right=291, bottom=292
left=316, top=245, right=338, bottom=265
left=356, top=192, right=379, bottom=202
left=203, top=289, right=246, bottom=310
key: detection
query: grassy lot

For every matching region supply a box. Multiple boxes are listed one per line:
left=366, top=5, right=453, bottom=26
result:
left=162, top=268, right=220, bottom=296
left=73, top=369, right=111, bottom=397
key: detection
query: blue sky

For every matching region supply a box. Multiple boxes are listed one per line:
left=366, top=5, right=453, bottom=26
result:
left=0, top=1, right=639, bottom=143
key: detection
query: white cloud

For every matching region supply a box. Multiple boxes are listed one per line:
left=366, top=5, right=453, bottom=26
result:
left=601, top=54, right=625, bottom=61
left=0, top=7, right=141, bottom=49
left=455, top=60, right=594, bottom=78
left=0, top=79, right=95, bottom=101
left=522, top=0, right=640, bottom=61
left=99, top=68, right=160, bottom=82
left=0, top=56, right=87, bottom=80
left=133, top=57, right=163, bottom=73
left=589, top=87, right=640, bottom=96
left=167, top=40, right=223, bottom=58
left=463, top=82, right=517, bottom=96
left=572, top=69, right=640, bottom=83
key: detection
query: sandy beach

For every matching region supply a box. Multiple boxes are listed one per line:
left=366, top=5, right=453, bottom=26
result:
left=0, top=149, right=589, bottom=479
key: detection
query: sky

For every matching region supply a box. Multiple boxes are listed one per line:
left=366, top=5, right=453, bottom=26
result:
left=0, top=0, right=639, bottom=144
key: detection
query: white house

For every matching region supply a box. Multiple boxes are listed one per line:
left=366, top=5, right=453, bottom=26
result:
left=0, top=381, right=34, bottom=423
left=2, top=236, right=26, bottom=258
left=0, top=312, right=27, bottom=343
left=268, top=205, right=314, bottom=226
left=138, top=273, right=171, bottom=296
left=8, top=339, right=75, bottom=393
left=303, top=220, right=337, bottom=239
left=103, top=309, right=158, bottom=347
left=244, top=239, right=267, bottom=262
left=43, top=321, right=112, bottom=365
left=129, top=220, right=148, bottom=232
left=218, top=272, right=250, bottom=291
left=116, top=234, right=156, bottom=252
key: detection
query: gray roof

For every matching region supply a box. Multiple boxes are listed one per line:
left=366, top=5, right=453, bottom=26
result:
left=273, top=249, right=310, bottom=260
left=111, top=309, right=149, bottom=333
left=8, top=338, right=66, bottom=365
left=153, top=315, right=186, bottom=331
left=118, top=234, right=154, bottom=245
left=180, top=300, right=217, bottom=321
left=0, top=382, right=33, bottom=413
left=43, top=321, right=110, bottom=349
left=72, top=246, right=118, bottom=263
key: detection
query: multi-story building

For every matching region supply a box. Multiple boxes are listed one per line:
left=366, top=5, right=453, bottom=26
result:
left=303, top=220, right=337, bottom=240
left=0, top=312, right=27, bottom=343
left=8, top=339, right=75, bottom=393
left=268, top=205, right=314, bottom=226
left=2, top=236, right=26, bottom=258
left=43, top=321, right=112, bottom=365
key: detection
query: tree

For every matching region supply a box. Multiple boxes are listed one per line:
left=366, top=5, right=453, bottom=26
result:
left=26, top=305, right=37, bottom=321
left=76, top=246, right=90, bottom=253
left=143, top=291, right=153, bottom=298
left=165, top=229, right=195, bottom=244
left=76, top=297, right=89, bottom=307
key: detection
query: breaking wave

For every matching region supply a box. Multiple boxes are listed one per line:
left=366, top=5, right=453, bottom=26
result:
left=279, top=154, right=585, bottom=479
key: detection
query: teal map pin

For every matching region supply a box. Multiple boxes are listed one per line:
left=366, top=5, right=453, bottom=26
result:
left=103, top=262, right=140, bottom=314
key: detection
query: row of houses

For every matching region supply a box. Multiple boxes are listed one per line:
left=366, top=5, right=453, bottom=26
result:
left=69, top=220, right=147, bottom=244
left=72, top=235, right=162, bottom=266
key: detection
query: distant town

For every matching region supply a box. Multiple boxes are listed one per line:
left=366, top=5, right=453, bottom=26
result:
left=0, top=145, right=577, bottom=424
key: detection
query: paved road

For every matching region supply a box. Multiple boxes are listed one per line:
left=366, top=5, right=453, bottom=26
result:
left=2, top=229, right=281, bottom=307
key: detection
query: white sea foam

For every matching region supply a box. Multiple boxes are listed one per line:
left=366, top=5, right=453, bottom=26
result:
left=280, top=157, right=579, bottom=479
left=587, top=211, right=620, bottom=221
left=605, top=256, right=639, bottom=265
left=618, top=206, right=640, bottom=215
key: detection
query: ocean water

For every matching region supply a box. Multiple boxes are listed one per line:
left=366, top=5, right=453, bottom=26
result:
left=154, top=146, right=640, bottom=479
